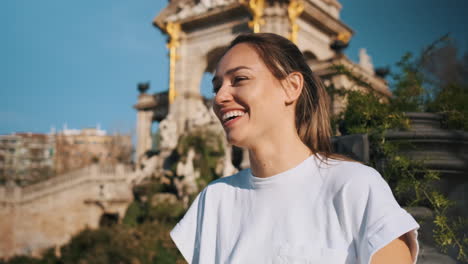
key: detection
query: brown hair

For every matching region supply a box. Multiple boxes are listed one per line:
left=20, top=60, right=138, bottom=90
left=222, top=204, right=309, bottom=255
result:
left=225, top=33, right=333, bottom=158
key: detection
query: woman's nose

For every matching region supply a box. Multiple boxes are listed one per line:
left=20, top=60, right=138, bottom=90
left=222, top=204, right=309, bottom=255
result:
left=214, top=84, right=233, bottom=106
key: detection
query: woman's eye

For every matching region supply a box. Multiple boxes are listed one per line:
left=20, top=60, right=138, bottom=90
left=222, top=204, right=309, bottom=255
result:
left=232, top=76, right=247, bottom=85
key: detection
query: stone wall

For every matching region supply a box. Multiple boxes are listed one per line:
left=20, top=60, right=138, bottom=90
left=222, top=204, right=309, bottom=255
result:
left=0, top=165, right=133, bottom=259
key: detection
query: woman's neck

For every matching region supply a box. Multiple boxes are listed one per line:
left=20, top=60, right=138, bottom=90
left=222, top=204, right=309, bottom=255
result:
left=248, top=133, right=312, bottom=178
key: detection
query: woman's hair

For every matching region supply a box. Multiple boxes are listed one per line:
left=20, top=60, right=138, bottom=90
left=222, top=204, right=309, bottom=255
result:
left=225, top=33, right=333, bottom=158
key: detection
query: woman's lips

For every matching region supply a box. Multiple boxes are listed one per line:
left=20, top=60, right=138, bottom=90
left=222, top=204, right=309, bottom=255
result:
left=223, top=114, right=244, bottom=128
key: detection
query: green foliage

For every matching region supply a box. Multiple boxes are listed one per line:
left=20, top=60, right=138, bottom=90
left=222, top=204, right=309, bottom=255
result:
left=153, top=241, right=178, bottom=264
left=338, top=90, right=408, bottom=135
left=0, top=248, right=58, bottom=263
left=54, top=223, right=179, bottom=264
left=125, top=181, right=186, bottom=225
left=178, top=128, right=224, bottom=188
left=54, top=198, right=186, bottom=264
left=333, top=86, right=467, bottom=262
left=0, top=256, right=42, bottom=264
left=329, top=36, right=468, bottom=261
left=60, top=228, right=129, bottom=264
left=427, top=83, right=468, bottom=130
left=122, top=201, right=141, bottom=228
left=391, top=53, right=426, bottom=112
left=390, top=34, right=468, bottom=131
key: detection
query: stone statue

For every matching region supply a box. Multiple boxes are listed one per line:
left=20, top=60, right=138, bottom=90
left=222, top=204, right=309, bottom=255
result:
left=167, top=2, right=193, bottom=21
left=175, top=147, right=199, bottom=205
left=359, top=48, right=374, bottom=75
left=165, top=22, right=181, bottom=48
left=241, top=0, right=265, bottom=33
left=288, top=0, right=304, bottom=43
left=167, top=0, right=235, bottom=21
left=128, top=154, right=160, bottom=184
left=164, top=22, right=181, bottom=104
left=159, top=115, right=178, bottom=150
left=186, top=100, right=213, bottom=130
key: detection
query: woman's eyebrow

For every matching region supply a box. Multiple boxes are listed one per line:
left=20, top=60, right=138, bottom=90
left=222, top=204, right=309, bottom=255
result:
left=212, top=66, right=252, bottom=84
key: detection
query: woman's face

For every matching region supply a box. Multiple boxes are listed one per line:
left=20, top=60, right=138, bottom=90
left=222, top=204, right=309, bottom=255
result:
left=212, top=43, right=289, bottom=148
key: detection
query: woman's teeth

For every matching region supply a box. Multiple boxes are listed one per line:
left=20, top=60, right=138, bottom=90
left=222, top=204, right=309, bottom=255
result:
left=222, top=111, right=245, bottom=122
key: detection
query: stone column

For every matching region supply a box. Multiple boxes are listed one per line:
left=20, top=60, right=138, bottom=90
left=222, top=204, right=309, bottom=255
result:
left=136, top=110, right=154, bottom=159
left=169, top=39, right=207, bottom=134
left=329, top=73, right=352, bottom=115
left=134, top=92, right=156, bottom=163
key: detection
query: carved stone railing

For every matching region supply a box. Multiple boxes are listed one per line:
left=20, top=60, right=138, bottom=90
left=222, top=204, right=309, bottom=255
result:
left=386, top=112, right=468, bottom=176
left=0, top=164, right=131, bottom=205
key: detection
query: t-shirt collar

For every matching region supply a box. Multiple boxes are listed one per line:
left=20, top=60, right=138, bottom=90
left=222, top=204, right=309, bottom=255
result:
left=248, top=154, right=317, bottom=189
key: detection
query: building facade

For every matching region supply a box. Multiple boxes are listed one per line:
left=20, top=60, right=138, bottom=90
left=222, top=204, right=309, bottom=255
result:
left=0, top=127, right=132, bottom=184
left=0, top=133, right=55, bottom=185
left=54, top=127, right=132, bottom=175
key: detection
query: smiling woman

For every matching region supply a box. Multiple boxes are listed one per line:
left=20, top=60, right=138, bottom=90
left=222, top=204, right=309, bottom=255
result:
left=170, top=33, right=419, bottom=264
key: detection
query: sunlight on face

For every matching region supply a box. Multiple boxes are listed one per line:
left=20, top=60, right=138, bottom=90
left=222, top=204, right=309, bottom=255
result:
left=212, top=43, right=289, bottom=148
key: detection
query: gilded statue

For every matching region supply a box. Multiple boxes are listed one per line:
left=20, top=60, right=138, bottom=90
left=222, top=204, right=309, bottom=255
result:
left=288, top=0, right=304, bottom=44
left=165, top=22, right=181, bottom=49
left=164, top=22, right=181, bottom=104
left=240, top=0, right=265, bottom=33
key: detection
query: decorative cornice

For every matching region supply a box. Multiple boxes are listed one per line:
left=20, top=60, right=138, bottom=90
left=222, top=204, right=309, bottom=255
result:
left=312, top=56, right=391, bottom=97
left=153, top=1, right=241, bottom=29
left=301, top=0, right=353, bottom=36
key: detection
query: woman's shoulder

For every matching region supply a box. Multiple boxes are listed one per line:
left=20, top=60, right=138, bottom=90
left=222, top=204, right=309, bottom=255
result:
left=317, top=157, right=383, bottom=190
left=313, top=157, right=400, bottom=212
left=201, top=169, right=251, bottom=195
left=316, top=159, right=420, bottom=263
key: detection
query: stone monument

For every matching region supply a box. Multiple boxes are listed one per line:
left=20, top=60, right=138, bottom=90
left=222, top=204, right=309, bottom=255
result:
left=133, top=0, right=392, bottom=183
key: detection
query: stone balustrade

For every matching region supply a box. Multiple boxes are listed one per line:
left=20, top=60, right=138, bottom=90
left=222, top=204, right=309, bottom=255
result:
left=0, top=164, right=130, bottom=205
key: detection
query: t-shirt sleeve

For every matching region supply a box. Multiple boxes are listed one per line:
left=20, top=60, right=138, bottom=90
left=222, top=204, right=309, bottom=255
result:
left=170, top=190, right=206, bottom=263
left=345, top=167, right=420, bottom=264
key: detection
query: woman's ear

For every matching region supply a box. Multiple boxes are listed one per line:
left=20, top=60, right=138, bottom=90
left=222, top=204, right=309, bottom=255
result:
left=282, top=72, right=304, bottom=105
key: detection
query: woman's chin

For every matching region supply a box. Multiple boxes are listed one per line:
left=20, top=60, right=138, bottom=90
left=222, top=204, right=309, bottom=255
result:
left=226, top=133, right=247, bottom=148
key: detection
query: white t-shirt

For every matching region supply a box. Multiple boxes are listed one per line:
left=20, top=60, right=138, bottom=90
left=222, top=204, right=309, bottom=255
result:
left=171, top=155, right=419, bottom=264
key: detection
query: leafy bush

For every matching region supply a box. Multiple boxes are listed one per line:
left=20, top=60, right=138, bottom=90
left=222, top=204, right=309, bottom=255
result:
left=330, top=36, right=468, bottom=261
left=427, top=83, right=468, bottom=130
left=391, top=35, right=468, bottom=131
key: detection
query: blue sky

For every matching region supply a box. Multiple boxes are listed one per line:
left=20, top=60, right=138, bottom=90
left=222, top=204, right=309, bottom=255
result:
left=1, top=0, right=467, bottom=136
